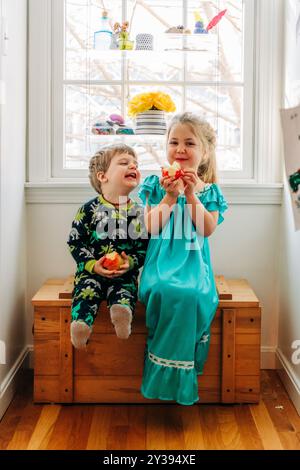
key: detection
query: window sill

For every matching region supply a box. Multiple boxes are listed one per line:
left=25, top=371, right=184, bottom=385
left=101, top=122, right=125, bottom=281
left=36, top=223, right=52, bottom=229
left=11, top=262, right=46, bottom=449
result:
left=25, top=182, right=283, bottom=205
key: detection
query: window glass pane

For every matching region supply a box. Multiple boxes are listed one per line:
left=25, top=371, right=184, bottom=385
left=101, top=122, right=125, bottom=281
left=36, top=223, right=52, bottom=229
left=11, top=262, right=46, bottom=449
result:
left=65, top=84, right=121, bottom=168
left=127, top=51, right=183, bottom=82
left=186, top=85, right=242, bottom=171
left=187, top=0, right=243, bottom=82
left=65, top=0, right=122, bottom=81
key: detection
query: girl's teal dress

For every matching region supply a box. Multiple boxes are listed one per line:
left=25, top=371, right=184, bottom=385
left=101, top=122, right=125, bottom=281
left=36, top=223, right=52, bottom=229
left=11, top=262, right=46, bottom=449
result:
left=138, top=175, right=228, bottom=406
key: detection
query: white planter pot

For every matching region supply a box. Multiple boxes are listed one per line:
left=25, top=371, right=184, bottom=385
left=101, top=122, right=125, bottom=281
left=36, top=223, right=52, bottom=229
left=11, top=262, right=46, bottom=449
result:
left=135, top=110, right=167, bottom=135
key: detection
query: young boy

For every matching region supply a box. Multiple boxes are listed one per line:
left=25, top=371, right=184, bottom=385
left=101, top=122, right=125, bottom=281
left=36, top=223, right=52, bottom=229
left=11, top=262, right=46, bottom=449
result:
left=67, top=144, right=148, bottom=349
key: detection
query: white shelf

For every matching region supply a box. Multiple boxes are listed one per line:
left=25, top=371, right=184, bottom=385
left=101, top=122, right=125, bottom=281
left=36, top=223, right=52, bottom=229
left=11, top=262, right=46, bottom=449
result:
left=90, top=33, right=218, bottom=54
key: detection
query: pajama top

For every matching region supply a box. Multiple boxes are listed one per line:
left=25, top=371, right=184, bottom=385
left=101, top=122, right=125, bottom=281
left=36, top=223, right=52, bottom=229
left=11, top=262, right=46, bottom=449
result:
left=67, top=194, right=148, bottom=284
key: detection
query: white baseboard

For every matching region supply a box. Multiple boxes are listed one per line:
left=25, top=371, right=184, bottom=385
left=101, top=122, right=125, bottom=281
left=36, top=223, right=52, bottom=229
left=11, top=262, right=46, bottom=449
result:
left=276, top=348, right=300, bottom=416
left=0, top=346, right=31, bottom=421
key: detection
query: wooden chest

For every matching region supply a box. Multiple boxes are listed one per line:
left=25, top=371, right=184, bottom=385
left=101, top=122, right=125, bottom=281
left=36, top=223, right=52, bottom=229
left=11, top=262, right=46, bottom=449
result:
left=32, top=276, right=261, bottom=404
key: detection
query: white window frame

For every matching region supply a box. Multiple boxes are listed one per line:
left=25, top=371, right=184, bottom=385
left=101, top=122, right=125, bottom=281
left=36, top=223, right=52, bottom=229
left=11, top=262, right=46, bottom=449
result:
left=27, top=0, right=284, bottom=199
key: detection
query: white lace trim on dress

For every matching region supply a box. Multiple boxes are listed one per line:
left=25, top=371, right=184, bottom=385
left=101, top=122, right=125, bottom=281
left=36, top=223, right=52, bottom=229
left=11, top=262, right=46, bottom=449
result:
left=148, top=351, right=194, bottom=370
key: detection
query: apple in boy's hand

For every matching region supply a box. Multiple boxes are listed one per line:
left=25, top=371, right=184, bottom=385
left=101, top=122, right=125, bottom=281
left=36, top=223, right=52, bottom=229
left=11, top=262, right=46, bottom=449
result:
left=102, top=252, right=124, bottom=271
left=161, top=161, right=184, bottom=180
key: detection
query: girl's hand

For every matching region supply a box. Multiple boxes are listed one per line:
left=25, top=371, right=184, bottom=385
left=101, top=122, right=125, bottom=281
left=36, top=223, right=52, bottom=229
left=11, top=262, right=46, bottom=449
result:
left=160, top=176, right=181, bottom=198
left=182, top=169, right=201, bottom=196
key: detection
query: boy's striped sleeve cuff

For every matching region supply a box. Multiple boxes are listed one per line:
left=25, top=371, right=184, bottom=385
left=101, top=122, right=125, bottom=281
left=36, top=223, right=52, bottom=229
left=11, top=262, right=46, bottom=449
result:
left=128, top=256, right=135, bottom=270
left=85, top=259, right=97, bottom=273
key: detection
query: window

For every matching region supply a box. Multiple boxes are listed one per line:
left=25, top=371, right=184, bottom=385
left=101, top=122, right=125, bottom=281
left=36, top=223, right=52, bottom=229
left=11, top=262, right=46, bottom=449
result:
left=51, top=0, right=255, bottom=180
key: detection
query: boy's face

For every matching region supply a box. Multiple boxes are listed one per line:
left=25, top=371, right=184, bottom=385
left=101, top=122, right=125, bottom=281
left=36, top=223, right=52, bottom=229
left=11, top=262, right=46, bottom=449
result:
left=97, top=152, right=141, bottom=193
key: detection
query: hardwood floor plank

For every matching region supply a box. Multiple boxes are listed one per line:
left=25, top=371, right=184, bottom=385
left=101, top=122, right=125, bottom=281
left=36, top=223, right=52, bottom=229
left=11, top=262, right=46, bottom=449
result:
left=181, top=407, right=205, bottom=450
left=6, top=401, right=43, bottom=450
left=234, top=405, right=264, bottom=450
left=199, top=405, right=244, bottom=450
left=146, top=406, right=166, bottom=450
left=26, top=405, right=61, bottom=450
left=0, top=372, right=33, bottom=450
left=164, top=406, right=185, bottom=450
left=250, top=401, right=283, bottom=450
left=125, top=406, right=146, bottom=450
left=106, top=406, right=129, bottom=450
left=86, top=406, right=112, bottom=450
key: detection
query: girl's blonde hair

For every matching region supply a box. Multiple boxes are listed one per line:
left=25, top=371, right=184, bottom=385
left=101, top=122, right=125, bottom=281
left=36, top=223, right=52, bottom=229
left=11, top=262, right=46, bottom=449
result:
left=89, top=143, right=137, bottom=194
left=167, top=112, right=218, bottom=183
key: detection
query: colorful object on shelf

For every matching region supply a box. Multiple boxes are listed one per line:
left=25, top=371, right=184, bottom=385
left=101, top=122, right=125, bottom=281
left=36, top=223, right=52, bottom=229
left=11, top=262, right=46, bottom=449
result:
left=128, top=91, right=176, bottom=117
left=135, top=33, right=154, bottom=50
left=193, top=11, right=208, bottom=34
left=92, top=114, right=134, bottom=135
left=135, top=110, right=167, bottom=135
left=206, top=9, right=227, bottom=32
left=165, top=25, right=191, bottom=34
left=94, top=10, right=112, bottom=50
left=161, top=161, right=184, bottom=180
left=113, top=21, right=134, bottom=50
left=91, top=121, right=115, bottom=135
left=103, top=252, right=124, bottom=271
left=109, top=114, right=124, bottom=125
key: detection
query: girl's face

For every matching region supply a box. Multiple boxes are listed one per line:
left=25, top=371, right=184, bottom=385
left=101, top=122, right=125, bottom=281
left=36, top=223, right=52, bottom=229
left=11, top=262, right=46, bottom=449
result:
left=167, top=123, right=202, bottom=171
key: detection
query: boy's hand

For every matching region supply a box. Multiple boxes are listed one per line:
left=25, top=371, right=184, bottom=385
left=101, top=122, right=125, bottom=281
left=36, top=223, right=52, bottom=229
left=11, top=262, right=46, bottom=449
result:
left=93, top=252, right=130, bottom=278
left=93, top=256, right=119, bottom=278
left=112, top=251, right=130, bottom=277
left=160, top=176, right=181, bottom=198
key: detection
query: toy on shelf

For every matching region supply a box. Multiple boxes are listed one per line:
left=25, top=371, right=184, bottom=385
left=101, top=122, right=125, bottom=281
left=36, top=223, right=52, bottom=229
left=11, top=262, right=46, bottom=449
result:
left=165, top=25, right=191, bottom=34
left=92, top=114, right=134, bottom=135
left=94, top=10, right=112, bottom=50
left=112, top=21, right=134, bottom=50
left=193, top=12, right=208, bottom=34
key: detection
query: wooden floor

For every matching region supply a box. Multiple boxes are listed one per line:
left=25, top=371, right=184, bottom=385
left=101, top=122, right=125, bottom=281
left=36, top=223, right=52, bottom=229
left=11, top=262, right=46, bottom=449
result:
left=0, top=370, right=299, bottom=450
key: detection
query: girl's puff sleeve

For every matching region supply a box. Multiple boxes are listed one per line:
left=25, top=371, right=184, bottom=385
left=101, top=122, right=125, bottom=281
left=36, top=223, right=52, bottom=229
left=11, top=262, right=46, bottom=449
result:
left=138, top=175, right=164, bottom=206
left=201, top=183, right=228, bottom=225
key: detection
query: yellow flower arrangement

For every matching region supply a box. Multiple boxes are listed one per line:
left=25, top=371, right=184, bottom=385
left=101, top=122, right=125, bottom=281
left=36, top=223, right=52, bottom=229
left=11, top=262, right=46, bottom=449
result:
left=128, top=91, right=176, bottom=117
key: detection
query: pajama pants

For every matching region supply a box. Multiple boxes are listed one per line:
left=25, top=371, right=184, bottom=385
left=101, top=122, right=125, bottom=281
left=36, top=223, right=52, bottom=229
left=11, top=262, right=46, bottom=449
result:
left=71, top=272, right=138, bottom=327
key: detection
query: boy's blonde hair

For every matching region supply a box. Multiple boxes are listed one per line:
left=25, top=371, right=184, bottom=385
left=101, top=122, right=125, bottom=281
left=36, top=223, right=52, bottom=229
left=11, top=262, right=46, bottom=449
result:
left=89, top=143, right=137, bottom=194
left=167, top=112, right=218, bottom=183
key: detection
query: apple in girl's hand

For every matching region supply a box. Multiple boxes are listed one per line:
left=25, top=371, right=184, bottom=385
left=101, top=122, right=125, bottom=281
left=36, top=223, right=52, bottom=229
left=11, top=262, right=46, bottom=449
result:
left=102, top=252, right=124, bottom=271
left=161, top=161, right=184, bottom=180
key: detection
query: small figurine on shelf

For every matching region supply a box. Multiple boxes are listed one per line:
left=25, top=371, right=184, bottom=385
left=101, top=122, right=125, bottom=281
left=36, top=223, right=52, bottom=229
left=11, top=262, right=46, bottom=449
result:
left=193, top=12, right=208, bottom=34
left=112, top=21, right=134, bottom=50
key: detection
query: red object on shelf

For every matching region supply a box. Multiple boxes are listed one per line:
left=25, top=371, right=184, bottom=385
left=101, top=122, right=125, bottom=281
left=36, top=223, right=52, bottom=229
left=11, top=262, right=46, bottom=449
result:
left=206, top=9, right=227, bottom=32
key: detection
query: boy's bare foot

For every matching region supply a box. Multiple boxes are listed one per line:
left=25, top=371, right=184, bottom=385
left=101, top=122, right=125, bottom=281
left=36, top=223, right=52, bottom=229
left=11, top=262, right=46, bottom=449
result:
left=110, top=305, right=132, bottom=339
left=70, top=320, right=92, bottom=350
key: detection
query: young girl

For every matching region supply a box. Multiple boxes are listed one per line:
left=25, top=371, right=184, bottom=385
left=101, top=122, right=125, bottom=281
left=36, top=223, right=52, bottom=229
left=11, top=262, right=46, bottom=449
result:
left=138, top=112, right=228, bottom=406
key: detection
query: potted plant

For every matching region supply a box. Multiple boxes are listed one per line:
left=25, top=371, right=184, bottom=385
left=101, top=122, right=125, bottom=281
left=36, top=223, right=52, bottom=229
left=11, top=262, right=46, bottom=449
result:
left=128, top=91, right=176, bottom=134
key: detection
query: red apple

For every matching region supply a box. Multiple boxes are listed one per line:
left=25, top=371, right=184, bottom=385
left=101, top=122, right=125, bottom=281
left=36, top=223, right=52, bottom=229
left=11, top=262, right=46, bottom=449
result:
left=161, top=161, right=184, bottom=180
left=102, top=252, right=124, bottom=271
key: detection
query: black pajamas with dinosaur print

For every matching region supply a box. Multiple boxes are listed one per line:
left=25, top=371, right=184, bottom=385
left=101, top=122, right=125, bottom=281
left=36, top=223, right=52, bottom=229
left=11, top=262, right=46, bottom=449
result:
left=67, top=194, right=149, bottom=327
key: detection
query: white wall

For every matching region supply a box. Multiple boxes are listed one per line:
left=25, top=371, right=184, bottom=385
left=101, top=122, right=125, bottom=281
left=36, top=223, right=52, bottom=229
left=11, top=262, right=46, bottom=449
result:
left=0, top=0, right=27, bottom=419
left=26, top=199, right=281, bottom=368
left=277, top=181, right=300, bottom=414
